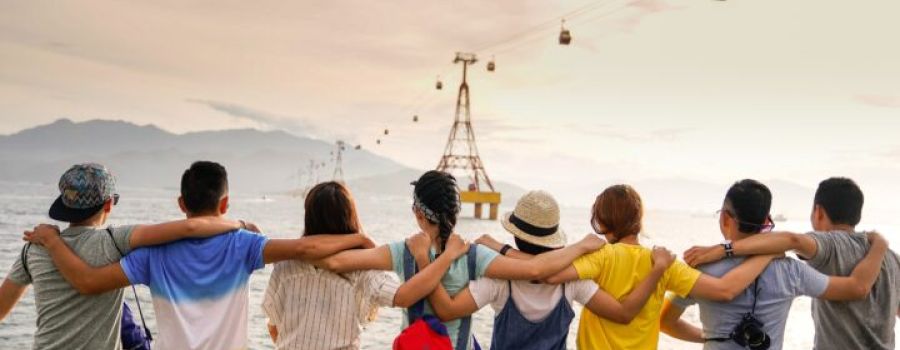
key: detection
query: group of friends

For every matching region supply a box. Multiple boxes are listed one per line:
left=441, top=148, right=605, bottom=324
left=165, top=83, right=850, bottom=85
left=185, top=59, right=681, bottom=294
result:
left=0, top=161, right=898, bottom=350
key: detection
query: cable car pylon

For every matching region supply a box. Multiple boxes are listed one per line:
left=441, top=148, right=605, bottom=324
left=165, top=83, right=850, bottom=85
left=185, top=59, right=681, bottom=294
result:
left=435, top=52, right=501, bottom=220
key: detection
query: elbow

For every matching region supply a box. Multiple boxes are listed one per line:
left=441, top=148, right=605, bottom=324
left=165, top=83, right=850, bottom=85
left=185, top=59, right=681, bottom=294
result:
left=392, top=296, right=414, bottom=309
left=609, top=313, right=632, bottom=325
left=524, top=265, right=544, bottom=281
left=74, top=280, right=104, bottom=295
left=320, top=257, right=346, bottom=273
left=710, top=287, right=740, bottom=302
left=849, top=284, right=871, bottom=300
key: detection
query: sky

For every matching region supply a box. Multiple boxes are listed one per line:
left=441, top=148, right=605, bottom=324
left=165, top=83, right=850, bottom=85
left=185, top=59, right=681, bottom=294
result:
left=1, top=0, right=899, bottom=216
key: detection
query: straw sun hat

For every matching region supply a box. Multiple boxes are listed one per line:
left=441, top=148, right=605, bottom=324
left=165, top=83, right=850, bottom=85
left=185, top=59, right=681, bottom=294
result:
left=501, top=190, right=567, bottom=249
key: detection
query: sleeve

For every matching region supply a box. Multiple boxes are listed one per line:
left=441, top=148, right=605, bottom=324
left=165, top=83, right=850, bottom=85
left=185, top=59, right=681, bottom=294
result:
left=109, top=225, right=137, bottom=255
left=669, top=293, right=697, bottom=309
left=468, top=278, right=504, bottom=309
left=570, top=280, right=600, bottom=306
left=261, top=264, right=284, bottom=326
left=120, top=248, right=152, bottom=285
left=362, top=270, right=401, bottom=307
left=387, top=241, right=407, bottom=278
left=804, top=232, right=832, bottom=269
left=474, top=245, right=500, bottom=278
left=665, top=261, right=702, bottom=298
left=6, top=248, right=32, bottom=285
left=238, top=230, right=269, bottom=272
left=572, top=247, right=608, bottom=280
left=789, top=259, right=829, bottom=297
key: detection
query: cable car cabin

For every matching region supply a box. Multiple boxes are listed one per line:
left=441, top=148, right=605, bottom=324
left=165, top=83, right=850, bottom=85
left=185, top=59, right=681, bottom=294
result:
left=559, top=29, right=572, bottom=45
left=413, top=115, right=419, bottom=122
left=435, top=80, right=443, bottom=90
left=384, top=129, right=389, bottom=136
left=354, top=145, right=361, bottom=150
left=487, top=61, right=495, bottom=72
left=376, top=139, right=381, bottom=145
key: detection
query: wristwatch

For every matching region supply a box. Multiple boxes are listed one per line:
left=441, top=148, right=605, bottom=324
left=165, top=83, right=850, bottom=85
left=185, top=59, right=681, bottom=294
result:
left=720, top=240, right=734, bottom=258
left=499, top=244, right=513, bottom=256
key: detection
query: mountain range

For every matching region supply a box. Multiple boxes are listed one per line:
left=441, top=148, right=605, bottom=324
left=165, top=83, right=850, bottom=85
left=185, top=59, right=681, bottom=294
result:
left=0, top=119, right=527, bottom=200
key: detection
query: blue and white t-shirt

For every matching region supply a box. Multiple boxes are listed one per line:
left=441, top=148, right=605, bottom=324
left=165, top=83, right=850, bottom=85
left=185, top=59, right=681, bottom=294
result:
left=120, top=229, right=269, bottom=350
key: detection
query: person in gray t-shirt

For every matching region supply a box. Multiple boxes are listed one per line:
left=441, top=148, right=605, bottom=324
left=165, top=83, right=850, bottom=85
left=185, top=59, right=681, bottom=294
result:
left=0, top=163, right=249, bottom=350
left=684, top=177, right=899, bottom=350
left=667, top=179, right=889, bottom=350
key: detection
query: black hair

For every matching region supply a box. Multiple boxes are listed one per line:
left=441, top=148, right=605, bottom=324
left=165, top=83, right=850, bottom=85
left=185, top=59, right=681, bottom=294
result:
left=514, top=237, right=558, bottom=256
left=180, top=161, right=228, bottom=214
left=724, top=179, right=772, bottom=234
left=814, top=177, right=864, bottom=226
left=413, top=170, right=460, bottom=253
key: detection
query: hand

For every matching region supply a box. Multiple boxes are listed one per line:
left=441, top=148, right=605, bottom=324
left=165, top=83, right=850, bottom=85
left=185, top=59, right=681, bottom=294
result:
left=683, top=245, right=726, bottom=267
left=577, top=234, right=606, bottom=252
left=406, top=232, right=432, bottom=263
left=651, top=246, right=676, bottom=270
left=241, top=220, right=262, bottom=234
left=443, top=234, right=470, bottom=260
left=23, top=224, right=62, bottom=247
left=475, top=234, right=502, bottom=251
left=359, top=232, right=377, bottom=249
left=867, top=231, right=887, bottom=250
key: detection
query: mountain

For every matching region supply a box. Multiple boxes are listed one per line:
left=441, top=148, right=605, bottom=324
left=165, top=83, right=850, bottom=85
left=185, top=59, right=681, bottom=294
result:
left=0, top=119, right=527, bottom=199
left=0, top=119, right=405, bottom=194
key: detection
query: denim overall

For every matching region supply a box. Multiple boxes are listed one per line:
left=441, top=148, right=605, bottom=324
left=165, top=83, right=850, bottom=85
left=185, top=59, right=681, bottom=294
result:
left=489, top=281, right=575, bottom=350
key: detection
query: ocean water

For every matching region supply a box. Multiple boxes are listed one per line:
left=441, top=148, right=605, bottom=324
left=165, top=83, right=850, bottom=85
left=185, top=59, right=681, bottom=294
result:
left=1, top=181, right=897, bottom=349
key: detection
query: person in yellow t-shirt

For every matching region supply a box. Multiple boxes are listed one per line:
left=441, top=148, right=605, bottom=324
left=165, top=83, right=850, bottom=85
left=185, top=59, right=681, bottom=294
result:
left=534, top=184, right=779, bottom=350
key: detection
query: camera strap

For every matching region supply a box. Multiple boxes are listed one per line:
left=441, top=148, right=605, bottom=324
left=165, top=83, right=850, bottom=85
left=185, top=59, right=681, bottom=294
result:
left=703, top=277, right=762, bottom=343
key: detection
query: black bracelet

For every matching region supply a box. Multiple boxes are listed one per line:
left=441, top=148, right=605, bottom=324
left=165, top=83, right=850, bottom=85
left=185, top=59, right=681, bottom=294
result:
left=499, top=244, right=513, bottom=256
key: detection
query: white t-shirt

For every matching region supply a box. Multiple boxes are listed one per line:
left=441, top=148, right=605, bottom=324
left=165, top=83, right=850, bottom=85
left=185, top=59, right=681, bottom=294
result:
left=468, top=278, right=598, bottom=321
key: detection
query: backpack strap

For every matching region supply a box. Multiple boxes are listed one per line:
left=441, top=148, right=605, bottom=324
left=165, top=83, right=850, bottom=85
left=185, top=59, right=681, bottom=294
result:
left=455, top=244, right=479, bottom=350
left=20, top=243, right=32, bottom=280
left=106, top=228, right=153, bottom=342
left=402, top=244, right=426, bottom=324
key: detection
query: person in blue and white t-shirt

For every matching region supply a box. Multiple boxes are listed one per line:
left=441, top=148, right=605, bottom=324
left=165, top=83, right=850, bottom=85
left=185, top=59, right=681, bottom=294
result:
left=24, top=161, right=373, bottom=350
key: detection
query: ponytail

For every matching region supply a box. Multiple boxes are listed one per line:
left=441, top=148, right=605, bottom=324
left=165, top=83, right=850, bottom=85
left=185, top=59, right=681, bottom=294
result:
left=413, top=171, right=460, bottom=254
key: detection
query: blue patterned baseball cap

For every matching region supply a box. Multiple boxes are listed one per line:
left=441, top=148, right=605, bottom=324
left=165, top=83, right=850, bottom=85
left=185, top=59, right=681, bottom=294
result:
left=49, top=163, right=118, bottom=222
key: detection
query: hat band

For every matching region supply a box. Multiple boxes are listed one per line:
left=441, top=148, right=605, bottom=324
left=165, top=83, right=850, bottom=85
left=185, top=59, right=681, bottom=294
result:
left=509, top=213, right=558, bottom=237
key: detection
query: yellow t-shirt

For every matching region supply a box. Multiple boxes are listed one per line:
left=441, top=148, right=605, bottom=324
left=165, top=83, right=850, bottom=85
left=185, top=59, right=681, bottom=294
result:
left=572, top=243, right=701, bottom=350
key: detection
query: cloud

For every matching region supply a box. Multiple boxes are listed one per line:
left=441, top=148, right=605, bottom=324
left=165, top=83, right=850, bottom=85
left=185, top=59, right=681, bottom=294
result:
left=186, top=98, right=318, bottom=137
left=854, top=94, right=900, bottom=108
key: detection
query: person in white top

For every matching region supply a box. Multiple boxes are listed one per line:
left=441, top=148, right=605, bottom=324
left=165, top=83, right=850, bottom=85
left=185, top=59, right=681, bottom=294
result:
left=262, top=181, right=469, bottom=350
left=421, top=190, right=675, bottom=350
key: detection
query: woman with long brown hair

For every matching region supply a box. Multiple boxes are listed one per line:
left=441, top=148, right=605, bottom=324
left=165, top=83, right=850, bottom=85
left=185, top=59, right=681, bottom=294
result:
left=262, top=181, right=468, bottom=350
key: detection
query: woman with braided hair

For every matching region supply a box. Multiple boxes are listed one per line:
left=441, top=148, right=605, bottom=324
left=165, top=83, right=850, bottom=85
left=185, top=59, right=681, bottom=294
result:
left=316, top=171, right=605, bottom=350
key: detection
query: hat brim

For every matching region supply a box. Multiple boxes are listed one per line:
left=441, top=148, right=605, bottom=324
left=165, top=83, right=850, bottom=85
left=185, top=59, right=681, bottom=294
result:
left=49, top=195, right=104, bottom=223
left=501, top=212, right=567, bottom=249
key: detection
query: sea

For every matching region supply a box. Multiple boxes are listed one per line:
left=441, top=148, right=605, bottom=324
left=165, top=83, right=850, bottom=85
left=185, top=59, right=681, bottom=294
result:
left=1, top=181, right=897, bottom=349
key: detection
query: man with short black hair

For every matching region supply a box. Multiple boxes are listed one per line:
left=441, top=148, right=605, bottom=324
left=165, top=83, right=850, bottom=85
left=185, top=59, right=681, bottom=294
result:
left=22, top=161, right=372, bottom=350
left=0, top=163, right=248, bottom=350
left=685, top=177, right=900, bottom=350
left=662, top=179, right=888, bottom=350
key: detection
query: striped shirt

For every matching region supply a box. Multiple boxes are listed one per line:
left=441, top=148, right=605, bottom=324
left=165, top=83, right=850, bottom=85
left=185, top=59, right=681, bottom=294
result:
left=262, top=260, right=401, bottom=350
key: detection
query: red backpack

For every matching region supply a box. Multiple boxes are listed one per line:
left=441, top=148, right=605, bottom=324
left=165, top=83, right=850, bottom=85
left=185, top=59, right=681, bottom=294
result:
left=393, top=244, right=480, bottom=350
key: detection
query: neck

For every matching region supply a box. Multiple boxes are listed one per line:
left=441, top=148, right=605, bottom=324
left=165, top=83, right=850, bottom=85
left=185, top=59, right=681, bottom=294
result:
left=186, top=211, right=221, bottom=219
left=615, top=234, right=639, bottom=245
left=827, top=224, right=856, bottom=233
left=729, top=230, right=755, bottom=241
left=424, top=227, right=441, bottom=249
left=70, top=216, right=105, bottom=228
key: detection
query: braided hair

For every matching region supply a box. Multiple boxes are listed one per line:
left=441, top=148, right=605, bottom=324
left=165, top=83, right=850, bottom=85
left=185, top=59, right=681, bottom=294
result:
left=412, top=171, right=460, bottom=253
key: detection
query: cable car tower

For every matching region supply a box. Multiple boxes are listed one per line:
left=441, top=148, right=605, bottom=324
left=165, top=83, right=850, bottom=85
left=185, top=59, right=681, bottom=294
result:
left=332, top=140, right=346, bottom=183
left=436, top=52, right=501, bottom=220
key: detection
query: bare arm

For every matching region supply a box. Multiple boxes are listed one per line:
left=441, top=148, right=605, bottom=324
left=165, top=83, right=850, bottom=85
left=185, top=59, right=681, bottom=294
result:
left=684, top=232, right=816, bottom=267
left=819, top=233, right=888, bottom=301
left=484, top=235, right=604, bottom=281
left=475, top=234, right=535, bottom=260
left=660, top=299, right=704, bottom=343
left=391, top=234, right=469, bottom=308
left=24, top=226, right=131, bottom=294
left=313, top=245, right=394, bottom=273
left=0, top=278, right=28, bottom=322
left=263, top=233, right=374, bottom=264
left=544, top=265, right=581, bottom=284
left=689, top=254, right=777, bottom=302
left=128, top=217, right=245, bottom=249
left=426, top=284, right=480, bottom=322
left=584, top=247, right=674, bottom=324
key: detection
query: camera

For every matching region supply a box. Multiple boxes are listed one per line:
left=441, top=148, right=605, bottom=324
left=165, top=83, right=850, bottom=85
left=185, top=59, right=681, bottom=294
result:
left=730, top=313, right=771, bottom=350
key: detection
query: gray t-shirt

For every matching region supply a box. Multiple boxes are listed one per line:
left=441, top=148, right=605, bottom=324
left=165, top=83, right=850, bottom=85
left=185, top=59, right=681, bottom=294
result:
left=806, top=231, right=900, bottom=350
left=672, top=257, right=829, bottom=350
left=6, top=225, right=135, bottom=350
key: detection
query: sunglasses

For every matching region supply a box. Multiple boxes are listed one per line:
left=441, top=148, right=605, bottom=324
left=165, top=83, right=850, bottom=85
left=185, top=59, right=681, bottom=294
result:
left=111, top=193, right=120, bottom=206
left=717, top=209, right=775, bottom=232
